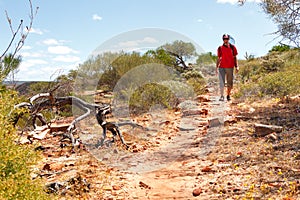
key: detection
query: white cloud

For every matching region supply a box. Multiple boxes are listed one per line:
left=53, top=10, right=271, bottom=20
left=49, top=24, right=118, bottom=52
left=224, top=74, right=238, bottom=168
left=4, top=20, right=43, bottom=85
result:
left=53, top=55, right=81, bottom=62
left=42, top=39, right=60, bottom=45
left=48, top=46, right=78, bottom=54
left=21, top=52, right=43, bottom=58
left=216, top=0, right=260, bottom=4
left=106, top=37, right=160, bottom=53
left=17, top=62, right=79, bottom=81
left=19, top=59, right=48, bottom=70
left=22, top=46, right=32, bottom=50
left=119, top=41, right=139, bottom=47
left=197, top=19, right=203, bottom=23
left=27, top=27, right=43, bottom=35
left=118, top=37, right=158, bottom=48
left=142, top=37, right=158, bottom=43
left=93, top=14, right=102, bottom=21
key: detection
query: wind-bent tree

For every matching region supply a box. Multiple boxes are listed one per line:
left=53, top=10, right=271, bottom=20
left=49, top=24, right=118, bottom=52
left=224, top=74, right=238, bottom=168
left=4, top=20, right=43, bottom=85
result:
left=239, top=0, right=300, bottom=47
left=144, top=48, right=176, bottom=67
left=0, top=0, right=38, bottom=82
left=161, top=40, right=197, bottom=70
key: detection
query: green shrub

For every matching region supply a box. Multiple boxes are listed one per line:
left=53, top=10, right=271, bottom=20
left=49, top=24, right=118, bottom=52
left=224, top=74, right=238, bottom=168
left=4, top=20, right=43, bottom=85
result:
left=261, top=56, right=284, bottom=73
left=0, top=90, right=50, bottom=200
left=239, top=60, right=261, bottom=83
left=129, top=83, right=178, bottom=115
left=269, top=44, right=291, bottom=53
left=236, top=70, right=300, bottom=99
left=181, top=69, right=203, bottom=79
left=258, top=71, right=300, bottom=97
left=236, top=49, right=300, bottom=99
left=186, top=77, right=207, bottom=95
left=196, top=52, right=217, bottom=65
left=283, top=50, right=300, bottom=68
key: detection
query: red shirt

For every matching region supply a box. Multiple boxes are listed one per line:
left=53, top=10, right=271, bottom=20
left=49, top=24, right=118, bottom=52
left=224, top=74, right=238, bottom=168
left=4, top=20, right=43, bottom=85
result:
left=217, top=44, right=238, bottom=68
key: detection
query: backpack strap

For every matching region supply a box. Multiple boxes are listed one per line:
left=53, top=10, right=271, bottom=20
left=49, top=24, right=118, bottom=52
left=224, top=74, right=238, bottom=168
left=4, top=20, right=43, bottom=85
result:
left=229, top=44, right=235, bottom=56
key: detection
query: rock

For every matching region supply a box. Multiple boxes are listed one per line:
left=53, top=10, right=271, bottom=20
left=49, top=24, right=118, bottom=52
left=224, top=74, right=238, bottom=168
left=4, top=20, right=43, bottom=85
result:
left=201, top=166, right=212, bottom=172
left=224, top=116, right=237, bottom=126
left=29, top=128, right=50, bottom=140
left=254, top=123, right=283, bottom=137
left=34, top=145, right=46, bottom=151
left=42, top=163, right=51, bottom=171
left=50, top=117, right=73, bottom=133
left=50, top=163, right=64, bottom=171
left=198, top=121, right=208, bottom=127
left=177, top=125, right=196, bottom=131
left=17, top=136, right=32, bottom=144
left=103, top=186, right=113, bottom=191
left=45, top=182, right=64, bottom=194
left=177, top=118, right=197, bottom=131
left=102, top=153, right=111, bottom=161
left=265, top=132, right=279, bottom=141
left=177, top=100, right=199, bottom=110
left=192, top=188, right=202, bottom=196
left=139, top=181, right=151, bottom=189
left=249, top=107, right=255, bottom=113
left=112, top=185, right=121, bottom=190
left=182, top=108, right=208, bottom=117
left=208, top=117, right=221, bottom=127
left=42, top=163, right=64, bottom=171
left=195, top=95, right=211, bottom=102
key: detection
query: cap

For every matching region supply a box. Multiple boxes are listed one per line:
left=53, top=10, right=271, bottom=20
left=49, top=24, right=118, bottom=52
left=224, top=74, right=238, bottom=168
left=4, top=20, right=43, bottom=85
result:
left=222, top=34, right=230, bottom=39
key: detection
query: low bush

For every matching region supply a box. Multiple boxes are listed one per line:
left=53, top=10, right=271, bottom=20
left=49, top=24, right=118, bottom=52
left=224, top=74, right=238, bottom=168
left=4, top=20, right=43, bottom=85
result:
left=258, top=70, right=300, bottom=97
left=186, top=77, right=207, bottom=95
left=129, top=83, right=178, bottom=115
left=236, top=50, right=300, bottom=99
left=0, top=89, right=50, bottom=200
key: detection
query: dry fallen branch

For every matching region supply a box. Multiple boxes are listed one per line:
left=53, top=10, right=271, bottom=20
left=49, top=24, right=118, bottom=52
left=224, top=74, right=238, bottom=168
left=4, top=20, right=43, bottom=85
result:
left=11, top=93, right=148, bottom=150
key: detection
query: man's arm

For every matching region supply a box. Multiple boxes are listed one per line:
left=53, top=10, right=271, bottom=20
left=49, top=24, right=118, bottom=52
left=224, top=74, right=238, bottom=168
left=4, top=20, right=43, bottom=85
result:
left=216, top=57, right=220, bottom=75
left=234, top=56, right=239, bottom=72
left=233, top=46, right=239, bottom=73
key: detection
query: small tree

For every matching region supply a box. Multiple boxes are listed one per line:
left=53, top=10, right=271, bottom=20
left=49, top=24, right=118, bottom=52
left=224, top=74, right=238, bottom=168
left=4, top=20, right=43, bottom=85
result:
left=161, top=40, right=197, bottom=70
left=144, top=49, right=176, bottom=67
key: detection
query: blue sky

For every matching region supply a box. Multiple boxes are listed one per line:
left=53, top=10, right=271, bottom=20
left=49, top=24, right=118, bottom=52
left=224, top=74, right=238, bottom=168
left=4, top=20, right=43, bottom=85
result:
left=0, top=0, right=279, bottom=81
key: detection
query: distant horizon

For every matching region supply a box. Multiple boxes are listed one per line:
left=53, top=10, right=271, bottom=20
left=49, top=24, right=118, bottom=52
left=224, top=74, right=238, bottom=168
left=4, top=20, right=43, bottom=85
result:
left=2, top=80, right=53, bottom=85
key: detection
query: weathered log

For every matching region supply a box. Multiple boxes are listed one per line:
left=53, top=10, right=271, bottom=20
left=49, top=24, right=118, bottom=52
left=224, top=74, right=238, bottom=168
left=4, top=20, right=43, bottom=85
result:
left=254, top=123, right=283, bottom=137
left=12, top=94, right=146, bottom=150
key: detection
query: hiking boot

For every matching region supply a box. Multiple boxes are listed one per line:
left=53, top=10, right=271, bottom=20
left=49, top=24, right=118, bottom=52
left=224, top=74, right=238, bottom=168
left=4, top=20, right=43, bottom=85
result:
left=219, top=96, right=224, bottom=101
left=227, top=95, right=231, bottom=101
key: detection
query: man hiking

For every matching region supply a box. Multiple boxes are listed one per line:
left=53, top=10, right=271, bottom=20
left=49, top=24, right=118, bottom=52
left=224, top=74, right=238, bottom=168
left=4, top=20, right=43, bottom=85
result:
left=216, top=34, right=239, bottom=101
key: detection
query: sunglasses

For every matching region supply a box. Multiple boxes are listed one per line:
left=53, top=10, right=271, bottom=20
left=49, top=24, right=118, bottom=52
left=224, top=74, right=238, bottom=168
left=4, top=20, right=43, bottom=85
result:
left=223, top=38, right=229, bottom=40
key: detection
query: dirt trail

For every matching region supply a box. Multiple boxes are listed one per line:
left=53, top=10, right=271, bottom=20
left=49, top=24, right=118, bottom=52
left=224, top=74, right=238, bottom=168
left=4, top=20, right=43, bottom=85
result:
left=30, top=79, right=300, bottom=199
left=32, top=83, right=235, bottom=199
left=114, top=85, right=230, bottom=199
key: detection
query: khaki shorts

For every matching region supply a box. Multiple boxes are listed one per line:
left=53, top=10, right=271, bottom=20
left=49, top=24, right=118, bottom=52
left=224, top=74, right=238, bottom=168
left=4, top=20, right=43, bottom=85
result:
left=219, top=67, right=234, bottom=89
